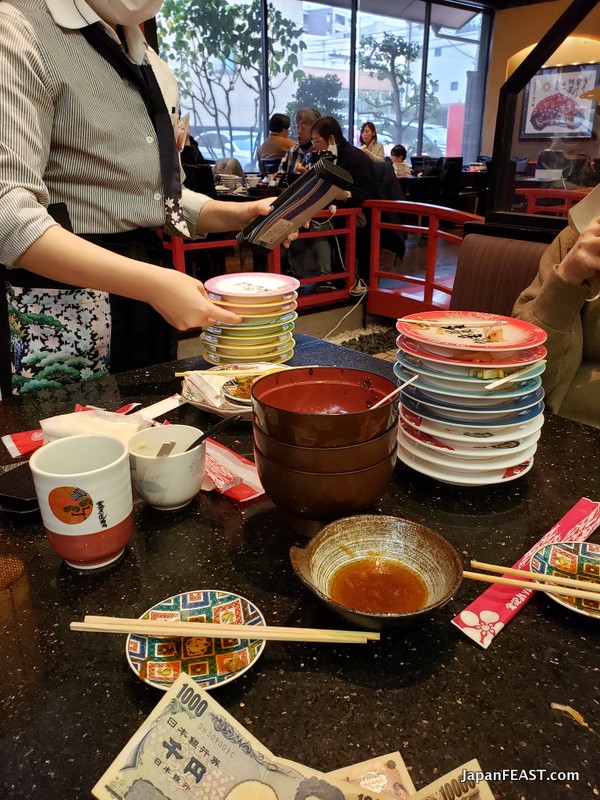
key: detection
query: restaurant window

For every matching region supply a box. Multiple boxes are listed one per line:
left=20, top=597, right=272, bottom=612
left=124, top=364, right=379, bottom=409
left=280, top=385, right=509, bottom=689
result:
left=155, top=0, right=268, bottom=171
left=155, top=0, right=490, bottom=169
left=356, top=0, right=487, bottom=162
left=426, top=9, right=487, bottom=164
left=268, top=0, right=352, bottom=132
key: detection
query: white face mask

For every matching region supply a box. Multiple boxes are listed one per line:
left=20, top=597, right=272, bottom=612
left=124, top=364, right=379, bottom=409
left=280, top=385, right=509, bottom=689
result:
left=327, top=143, right=338, bottom=160
left=87, top=0, right=163, bottom=26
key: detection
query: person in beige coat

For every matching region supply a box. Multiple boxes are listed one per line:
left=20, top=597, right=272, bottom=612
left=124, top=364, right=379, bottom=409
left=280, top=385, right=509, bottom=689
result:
left=513, top=214, right=600, bottom=428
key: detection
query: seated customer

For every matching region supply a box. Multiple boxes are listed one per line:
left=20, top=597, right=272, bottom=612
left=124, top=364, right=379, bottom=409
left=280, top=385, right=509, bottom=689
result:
left=257, top=113, right=295, bottom=161
left=391, top=144, right=411, bottom=177
left=310, top=116, right=378, bottom=285
left=359, top=122, right=385, bottom=162
left=513, top=206, right=600, bottom=429
left=310, top=116, right=377, bottom=210
left=278, top=107, right=321, bottom=187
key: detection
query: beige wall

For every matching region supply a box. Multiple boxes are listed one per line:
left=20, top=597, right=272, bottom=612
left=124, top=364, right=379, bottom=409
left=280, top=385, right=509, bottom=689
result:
left=481, top=1, right=600, bottom=158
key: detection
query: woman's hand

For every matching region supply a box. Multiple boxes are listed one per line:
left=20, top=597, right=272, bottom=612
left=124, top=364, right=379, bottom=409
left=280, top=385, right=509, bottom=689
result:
left=557, top=215, right=600, bottom=285
left=234, top=198, right=299, bottom=249
left=145, top=269, right=242, bottom=330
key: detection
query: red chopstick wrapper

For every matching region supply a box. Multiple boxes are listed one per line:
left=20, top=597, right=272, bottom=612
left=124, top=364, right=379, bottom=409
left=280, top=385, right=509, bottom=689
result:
left=452, top=497, right=600, bottom=648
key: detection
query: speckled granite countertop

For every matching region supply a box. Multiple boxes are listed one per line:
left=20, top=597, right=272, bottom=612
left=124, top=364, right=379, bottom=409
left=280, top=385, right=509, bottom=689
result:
left=0, top=335, right=598, bottom=800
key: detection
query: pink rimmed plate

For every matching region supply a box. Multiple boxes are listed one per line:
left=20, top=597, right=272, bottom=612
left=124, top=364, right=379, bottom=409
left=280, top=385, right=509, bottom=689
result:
left=397, top=335, right=548, bottom=371
left=205, top=272, right=300, bottom=303
left=396, top=312, right=547, bottom=351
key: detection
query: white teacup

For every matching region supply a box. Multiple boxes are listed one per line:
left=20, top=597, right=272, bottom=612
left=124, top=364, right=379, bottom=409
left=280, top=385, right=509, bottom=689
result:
left=246, top=175, right=260, bottom=188
left=128, top=425, right=206, bottom=511
left=29, top=435, right=133, bottom=570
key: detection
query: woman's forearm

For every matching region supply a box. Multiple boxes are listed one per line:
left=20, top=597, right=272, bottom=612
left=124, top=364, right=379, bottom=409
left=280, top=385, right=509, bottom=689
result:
left=14, top=225, right=242, bottom=328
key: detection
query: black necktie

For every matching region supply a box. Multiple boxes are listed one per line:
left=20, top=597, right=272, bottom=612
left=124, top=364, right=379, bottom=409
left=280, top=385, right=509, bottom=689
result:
left=80, top=23, right=190, bottom=237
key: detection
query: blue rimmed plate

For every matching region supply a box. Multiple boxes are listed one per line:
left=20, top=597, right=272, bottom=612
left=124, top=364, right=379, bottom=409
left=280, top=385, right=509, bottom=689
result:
left=126, top=590, right=266, bottom=691
left=401, top=393, right=545, bottom=428
left=394, top=360, right=542, bottom=400
left=401, top=383, right=545, bottom=419
left=396, top=352, right=546, bottom=390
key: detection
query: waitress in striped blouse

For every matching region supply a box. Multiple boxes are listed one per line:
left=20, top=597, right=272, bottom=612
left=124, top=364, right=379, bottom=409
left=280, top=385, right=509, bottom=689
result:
left=0, top=0, right=283, bottom=395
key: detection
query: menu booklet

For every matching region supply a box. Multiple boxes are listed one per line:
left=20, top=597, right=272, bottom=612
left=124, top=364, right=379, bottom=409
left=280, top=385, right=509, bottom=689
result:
left=92, top=673, right=495, bottom=799
left=236, top=158, right=353, bottom=254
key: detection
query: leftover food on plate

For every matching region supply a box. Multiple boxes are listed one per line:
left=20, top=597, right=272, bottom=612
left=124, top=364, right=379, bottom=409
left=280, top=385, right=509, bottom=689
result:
left=221, top=377, right=257, bottom=405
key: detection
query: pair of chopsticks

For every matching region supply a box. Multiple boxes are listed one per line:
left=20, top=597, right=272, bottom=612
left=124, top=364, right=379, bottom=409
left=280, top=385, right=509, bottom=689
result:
left=463, top=560, right=600, bottom=602
left=175, top=366, right=318, bottom=379
left=70, top=615, right=380, bottom=644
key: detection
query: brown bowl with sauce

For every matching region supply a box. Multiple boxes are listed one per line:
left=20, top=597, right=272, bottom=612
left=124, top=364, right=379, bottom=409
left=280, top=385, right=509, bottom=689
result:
left=290, top=515, right=463, bottom=630
left=251, top=367, right=399, bottom=447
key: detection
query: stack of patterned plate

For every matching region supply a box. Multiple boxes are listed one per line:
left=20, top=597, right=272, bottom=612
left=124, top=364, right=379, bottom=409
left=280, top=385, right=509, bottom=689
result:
left=201, top=273, right=300, bottom=366
left=394, top=311, right=548, bottom=487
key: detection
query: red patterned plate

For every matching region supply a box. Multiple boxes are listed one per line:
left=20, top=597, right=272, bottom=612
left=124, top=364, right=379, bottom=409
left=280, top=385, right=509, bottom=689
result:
left=397, top=335, right=547, bottom=369
left=396, top=312, right=547, bottom=351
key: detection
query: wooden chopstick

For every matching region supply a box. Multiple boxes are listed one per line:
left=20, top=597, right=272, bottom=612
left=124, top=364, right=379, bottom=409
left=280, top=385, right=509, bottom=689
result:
left=462, top=571, right=600, bottom=602
left=399, top=318, right=506, bottom=328
left=483, top=361, right=546, bottom=391
left=370, top=375, right=418, bottom=410
left=71, top=615, right=380, bottom=644
left=175, top=366, right=318, bottom=379
left=471, top=560, right=600, bottom=593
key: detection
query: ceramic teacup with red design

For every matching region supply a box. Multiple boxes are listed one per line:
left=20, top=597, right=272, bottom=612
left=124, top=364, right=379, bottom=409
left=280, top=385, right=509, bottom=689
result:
left=29, top=435, right=133, bottom=570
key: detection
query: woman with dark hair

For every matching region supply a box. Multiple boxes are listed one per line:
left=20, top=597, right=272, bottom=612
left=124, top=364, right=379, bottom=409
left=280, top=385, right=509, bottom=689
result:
left=310, top=117, right=377, bottom=209
left=309, top=116, right=378, bottom=288
left=359, top=121, right=385, bottom=161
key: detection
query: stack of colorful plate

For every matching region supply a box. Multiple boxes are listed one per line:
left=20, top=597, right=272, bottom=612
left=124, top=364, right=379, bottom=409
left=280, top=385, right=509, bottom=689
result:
left=394, top=311, right=548, bottom=487
left=201, top=273, right=300, bottom=366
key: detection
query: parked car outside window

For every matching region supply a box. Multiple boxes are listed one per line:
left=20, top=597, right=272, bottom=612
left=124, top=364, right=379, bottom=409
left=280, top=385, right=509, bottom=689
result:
left=192, top=128, right=258, bottom=172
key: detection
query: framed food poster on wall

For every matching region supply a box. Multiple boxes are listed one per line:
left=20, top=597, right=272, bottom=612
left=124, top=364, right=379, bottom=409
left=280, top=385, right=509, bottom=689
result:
left=520, top=63, right=600, bottom=139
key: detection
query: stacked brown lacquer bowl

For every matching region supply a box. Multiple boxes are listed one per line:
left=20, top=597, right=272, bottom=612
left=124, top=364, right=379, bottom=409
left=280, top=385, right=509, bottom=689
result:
left=251, top=367, right=399, bottom=522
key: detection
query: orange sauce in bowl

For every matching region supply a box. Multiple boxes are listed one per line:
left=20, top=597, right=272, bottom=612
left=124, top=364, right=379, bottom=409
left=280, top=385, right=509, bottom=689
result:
left=329, top=558, right=428, bottom=614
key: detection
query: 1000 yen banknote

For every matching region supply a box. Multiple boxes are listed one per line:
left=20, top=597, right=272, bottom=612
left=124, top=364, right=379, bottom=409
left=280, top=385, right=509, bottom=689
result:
left=92, top=673, right=388, bottom=800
